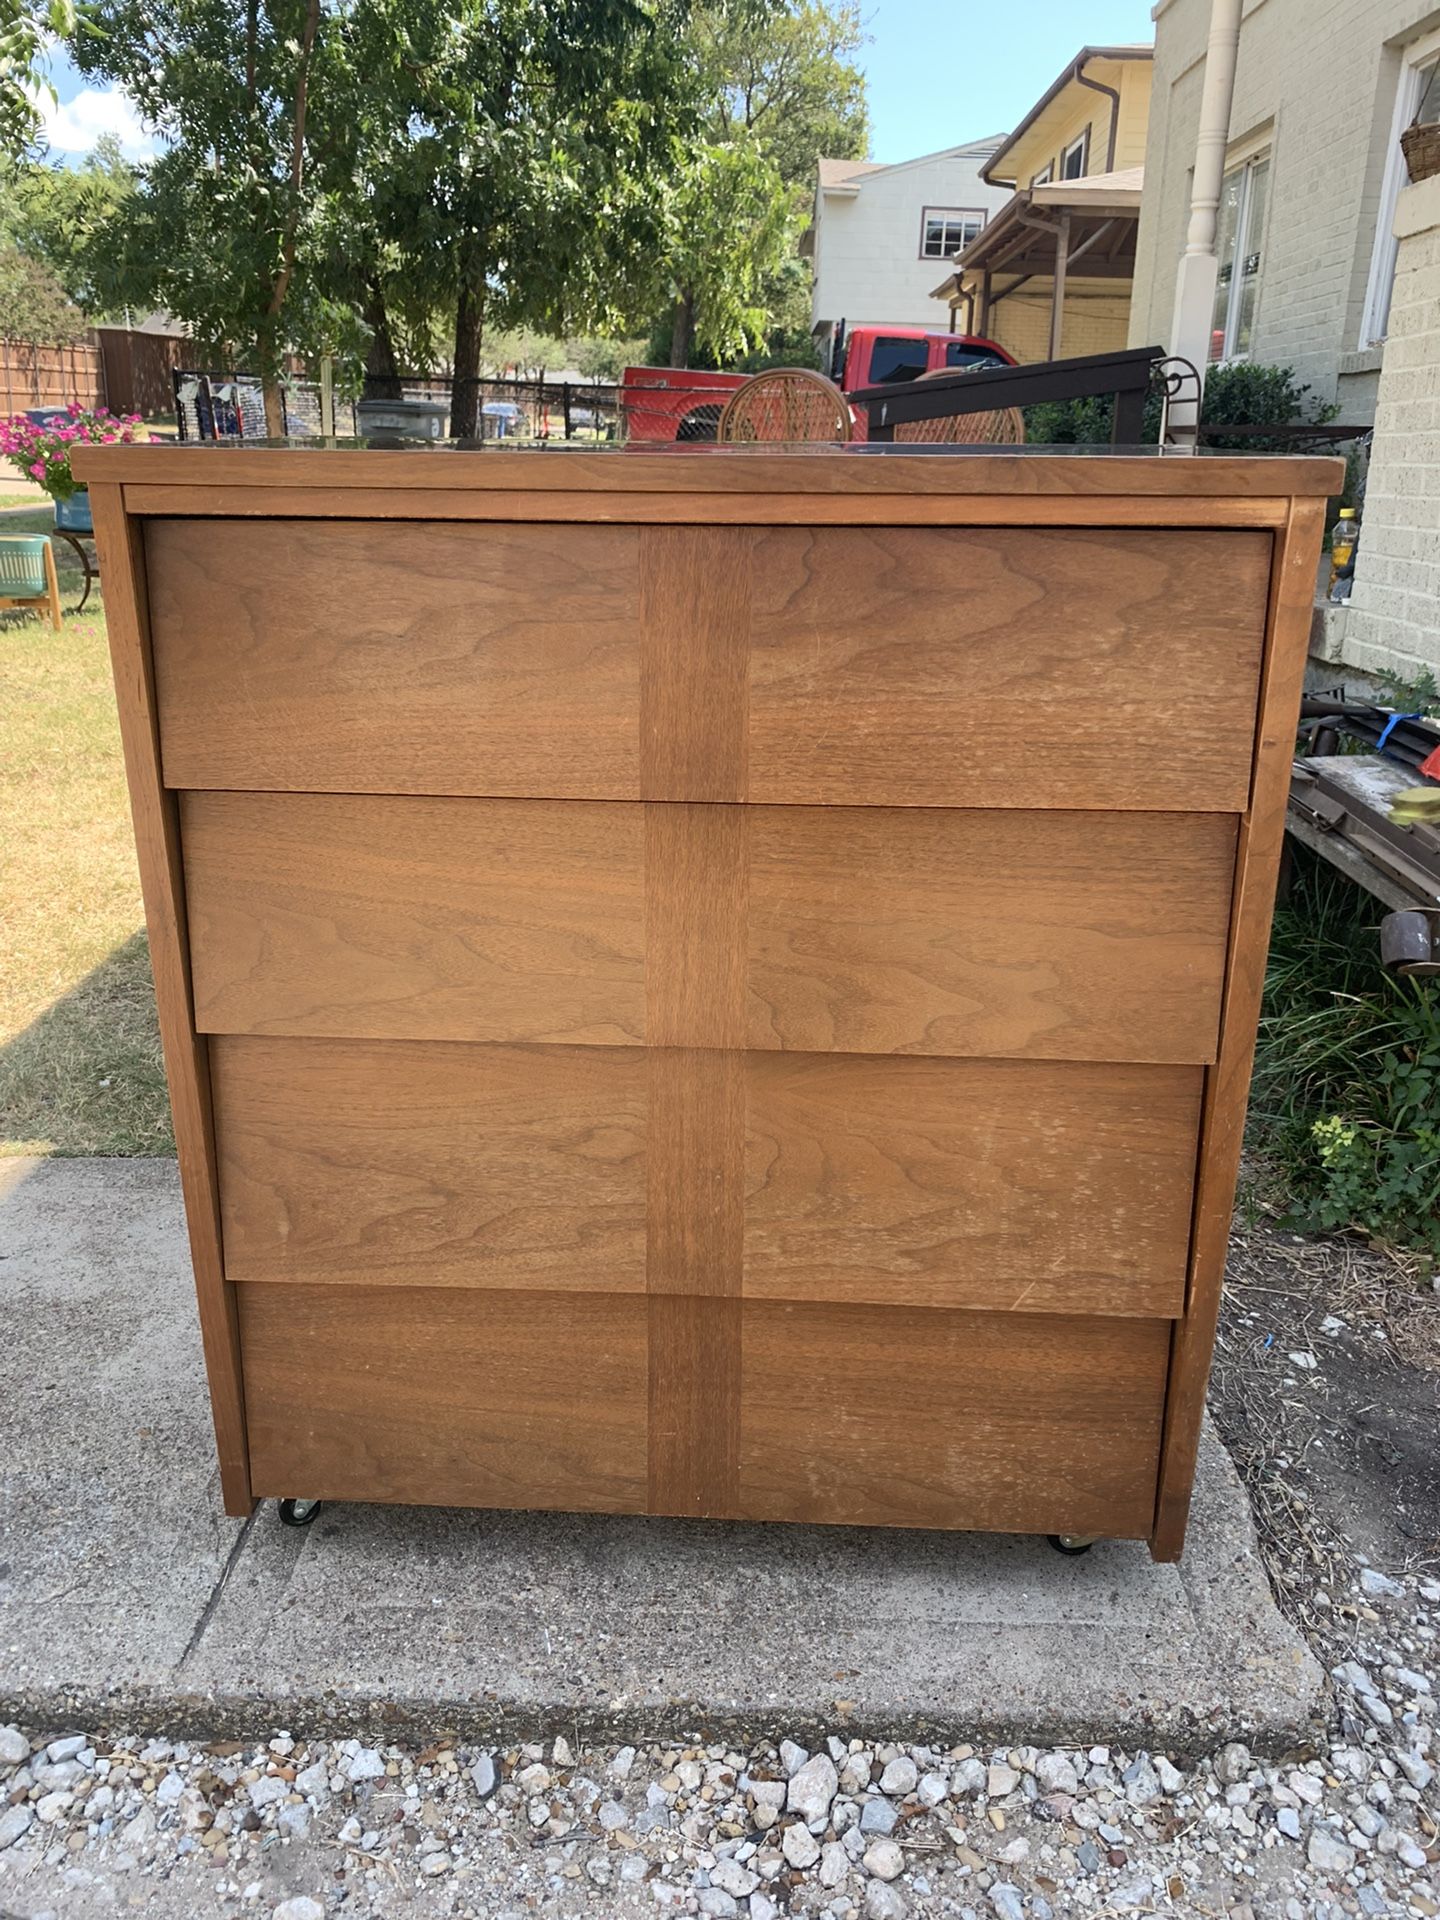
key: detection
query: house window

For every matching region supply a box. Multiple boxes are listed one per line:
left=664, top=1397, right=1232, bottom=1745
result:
left=1362, top=40, right=1440, bottom=346
left=1209, top=152, right=1270, bottom=362
left=921, top=208, right=986, bottom=259
left=1060, top=129, right=1089, bottom=180
left=1030, top=163, right=1053, bottom=187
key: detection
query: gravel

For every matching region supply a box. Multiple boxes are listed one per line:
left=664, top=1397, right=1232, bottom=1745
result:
left=2, top=1561, right=1437, bottom=1919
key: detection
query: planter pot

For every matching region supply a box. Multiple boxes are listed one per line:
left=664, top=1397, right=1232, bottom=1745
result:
left=54, top=493, right=94, bottom=533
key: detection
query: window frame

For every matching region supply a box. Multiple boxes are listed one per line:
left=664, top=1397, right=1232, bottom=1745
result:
left=1210, top=148, right=1271, bottom=365
left=1030, top=162, right=1053, bottom=187
left=1060, top=128, right=1090, bottom=181
left=918, top=206, right=987, bottom=261
left=1361, top=28, right=1440, bottom=349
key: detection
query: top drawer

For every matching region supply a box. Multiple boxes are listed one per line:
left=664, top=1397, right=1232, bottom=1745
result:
left=147, top=518, right=1271, bottom=809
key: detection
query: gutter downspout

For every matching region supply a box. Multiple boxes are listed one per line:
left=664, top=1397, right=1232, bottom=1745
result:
left=1073, top=57, right=1122, bottom=173
left=1169, top=0, right=1243, bottom=443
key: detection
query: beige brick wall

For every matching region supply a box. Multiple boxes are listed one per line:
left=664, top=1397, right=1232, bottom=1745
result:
left=1340, top=175, right=1440, bottom=683
left=1129, top=0, right=1437, bottom=424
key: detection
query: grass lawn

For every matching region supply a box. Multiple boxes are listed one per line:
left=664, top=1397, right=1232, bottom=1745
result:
left=0, top=507, right=172, bottom=1155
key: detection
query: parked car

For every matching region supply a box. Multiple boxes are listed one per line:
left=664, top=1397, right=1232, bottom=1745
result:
left=620, top=325, right=1014, bottom=441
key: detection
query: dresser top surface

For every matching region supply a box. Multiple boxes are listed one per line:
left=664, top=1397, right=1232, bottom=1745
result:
left=74, top=439, right=1345, bottom=500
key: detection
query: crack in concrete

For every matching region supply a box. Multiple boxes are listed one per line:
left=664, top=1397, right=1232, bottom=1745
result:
left=176, top=1506, right=260, bottom=1671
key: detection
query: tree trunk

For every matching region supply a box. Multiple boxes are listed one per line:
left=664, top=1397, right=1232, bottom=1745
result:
left=261, top=375, right=286, bottom=438
left=669, top=288, right=695, bottom=369
left=451, top=281, right=484, bottom=438
left=364, top=286, right=403, bottom=400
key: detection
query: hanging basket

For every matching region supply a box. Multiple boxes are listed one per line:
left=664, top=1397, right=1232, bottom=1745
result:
left=1400, top=119, right=1440, bottom=183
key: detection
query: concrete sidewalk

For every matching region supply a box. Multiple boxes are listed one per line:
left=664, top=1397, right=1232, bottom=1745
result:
left=0, top=1156, right=1324, bottom=1755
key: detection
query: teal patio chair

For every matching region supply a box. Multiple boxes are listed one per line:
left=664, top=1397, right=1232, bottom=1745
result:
left=0, top=535, right=62, bottom=631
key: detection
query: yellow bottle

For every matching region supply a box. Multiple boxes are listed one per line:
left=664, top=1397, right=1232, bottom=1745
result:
left=1329, top=507, right=1358, bottom=588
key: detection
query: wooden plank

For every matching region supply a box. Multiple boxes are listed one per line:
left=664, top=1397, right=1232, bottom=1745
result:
left=240, top=1284, right=648, bottom=1511
left=1151, top=497, right=1328, bottom=1561
left=748, top=527, right=1272, bottom=810
left=646, top=1048, right=746, bottom=1296
left=745, top=807, right=1237, bottom=1063
left=739, top=1301, right=1169, bottom=1535
left=212, top=1037, right=647, bottom=1292
left=640, top=527, right=751, bottom=800
left=744, top=1054, right=1202, bottom=1316
left=148, top=518, right=642, bottom=797
left=73, top=441, right=1345, bottom=496
left=86, top=483, right=253, bottom=1514
left=183, top=792, right=645, bottom=1045
left=118, top=484, right=1293, bottom=529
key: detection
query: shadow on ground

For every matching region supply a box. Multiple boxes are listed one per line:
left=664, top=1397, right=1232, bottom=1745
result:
left=0, top=930, right=173, bottom=1155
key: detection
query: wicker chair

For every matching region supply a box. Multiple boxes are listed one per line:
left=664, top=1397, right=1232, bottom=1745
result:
left=716, top=367, right=854, bottom=444
left=889, top=367, right=1026, bottom=446
left=0, top=535, right=62, bottom=631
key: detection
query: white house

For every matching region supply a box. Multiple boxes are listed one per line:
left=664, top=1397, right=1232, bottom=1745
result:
left=805, top=139, right=1012, bottom=359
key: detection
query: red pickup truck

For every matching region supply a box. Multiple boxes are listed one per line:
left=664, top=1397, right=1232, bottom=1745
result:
left=621, top=324, right=1014, bottom=441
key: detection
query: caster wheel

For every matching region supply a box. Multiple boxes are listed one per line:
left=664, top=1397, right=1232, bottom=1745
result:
left=279, top=1497, right=323, bottom=1528
left=1048, top=1534, right=1097, bottom=1556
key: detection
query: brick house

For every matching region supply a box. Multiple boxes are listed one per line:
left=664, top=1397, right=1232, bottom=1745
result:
left=1130, top=0, right=1440, bottom=686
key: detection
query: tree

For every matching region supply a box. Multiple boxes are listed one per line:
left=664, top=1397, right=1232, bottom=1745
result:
left=655, top=0, right=867, bottom=368
left=1, top=0, right=74, bottom=163
left=74, top=0, right=362, bottom=432
left=0, top=239, right=87, bottom=339
left=2, top=137, right=136, bottom=315
left=347, top=0, right=709, bottom=436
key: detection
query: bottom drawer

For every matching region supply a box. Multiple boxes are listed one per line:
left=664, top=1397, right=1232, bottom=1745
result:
left=239, top=1287, right=1167, bottom=1538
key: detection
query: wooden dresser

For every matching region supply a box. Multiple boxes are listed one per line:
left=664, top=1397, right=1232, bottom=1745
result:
left=78, top=442, right=1340, bottom=1560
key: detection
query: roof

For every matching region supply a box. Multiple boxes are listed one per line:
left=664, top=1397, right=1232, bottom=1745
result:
left=929, top=168, right=1145, bottom=300
left=817, top=157, right=886, bottom=189
left=983, top=46, right=1153, bottom=182
left=815, top=137, right=1007, bottom=195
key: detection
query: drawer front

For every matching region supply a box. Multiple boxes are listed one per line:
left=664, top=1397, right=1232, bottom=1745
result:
left=185, top=793, right=1235, bottom=1065
left=238, top=1284, right=1165, bottom=1532
left=737, top=1300, right=1168, bottom=1536
left=214, top=1037, right=1199, bottom=1317
left=151, top=520, right=1269, bottom=810
left=240, top=1283, right=648, bottom=1512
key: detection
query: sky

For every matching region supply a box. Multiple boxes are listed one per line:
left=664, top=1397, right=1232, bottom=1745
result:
left=35, top=0, right=1159, bottom=168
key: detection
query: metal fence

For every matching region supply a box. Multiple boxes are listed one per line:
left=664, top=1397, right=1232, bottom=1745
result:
left=174, top=369, right=630, bottom=442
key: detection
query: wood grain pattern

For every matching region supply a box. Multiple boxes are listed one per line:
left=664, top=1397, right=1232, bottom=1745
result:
left=152, top=520, right=1268, bottom=812
left=647, top=1048, right=746, bottom=1297
left=1151, top=497, right=1329, bottom=1560
left=744, top=806, right=1236, bottom=1064
left=71, top=441, right=1345, bottom=498
left=744, top=1054, right=1201, bottom=1315
left=186, top=794, right=1235, bottom=1066
left=640, top=527, right=751, bottom=801
left=747, top=527, right=1271, bottom=810
left=739, top=1301, right=1169, bottom=1535
left=88, top=484, right=253, bottom=1515
left=183, top=791, right=645, bottom=1045
left=212, top=1036, right=646, bottom=1291
left=240, top=1283, right=648, bottom=1511
left=117, top=484, right=1297, bottom=527
left=148, top=518, right=641, bottom=797
left=647, top=1294, right=742, bottom=1516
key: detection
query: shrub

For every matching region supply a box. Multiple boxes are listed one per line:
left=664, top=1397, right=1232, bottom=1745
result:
left=1250, top=843, right=1440, bottom=1257
left=1021, top=360, right=1337, bottom=450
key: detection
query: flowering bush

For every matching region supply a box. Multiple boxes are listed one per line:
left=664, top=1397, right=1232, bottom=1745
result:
left=0, top=405, right=144, bottom=502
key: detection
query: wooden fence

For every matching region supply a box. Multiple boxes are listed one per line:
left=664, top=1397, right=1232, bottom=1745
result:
left=0, top=338, right=106, bottom=413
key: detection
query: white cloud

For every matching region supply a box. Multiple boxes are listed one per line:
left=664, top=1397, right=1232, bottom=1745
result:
left=40, top=87, right=155, bottom=160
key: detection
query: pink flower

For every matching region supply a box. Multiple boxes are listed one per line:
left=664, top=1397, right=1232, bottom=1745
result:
left=29, top=461, right=45, bottom=478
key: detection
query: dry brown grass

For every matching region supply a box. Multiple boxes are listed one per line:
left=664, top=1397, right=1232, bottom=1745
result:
left=0, top=523, right=172, bottom=1155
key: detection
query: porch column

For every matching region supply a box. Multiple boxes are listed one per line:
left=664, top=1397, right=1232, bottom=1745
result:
left=1049, top=212, right=1070, bottom=360
left=1169, top=0, right=1243, bottom=440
